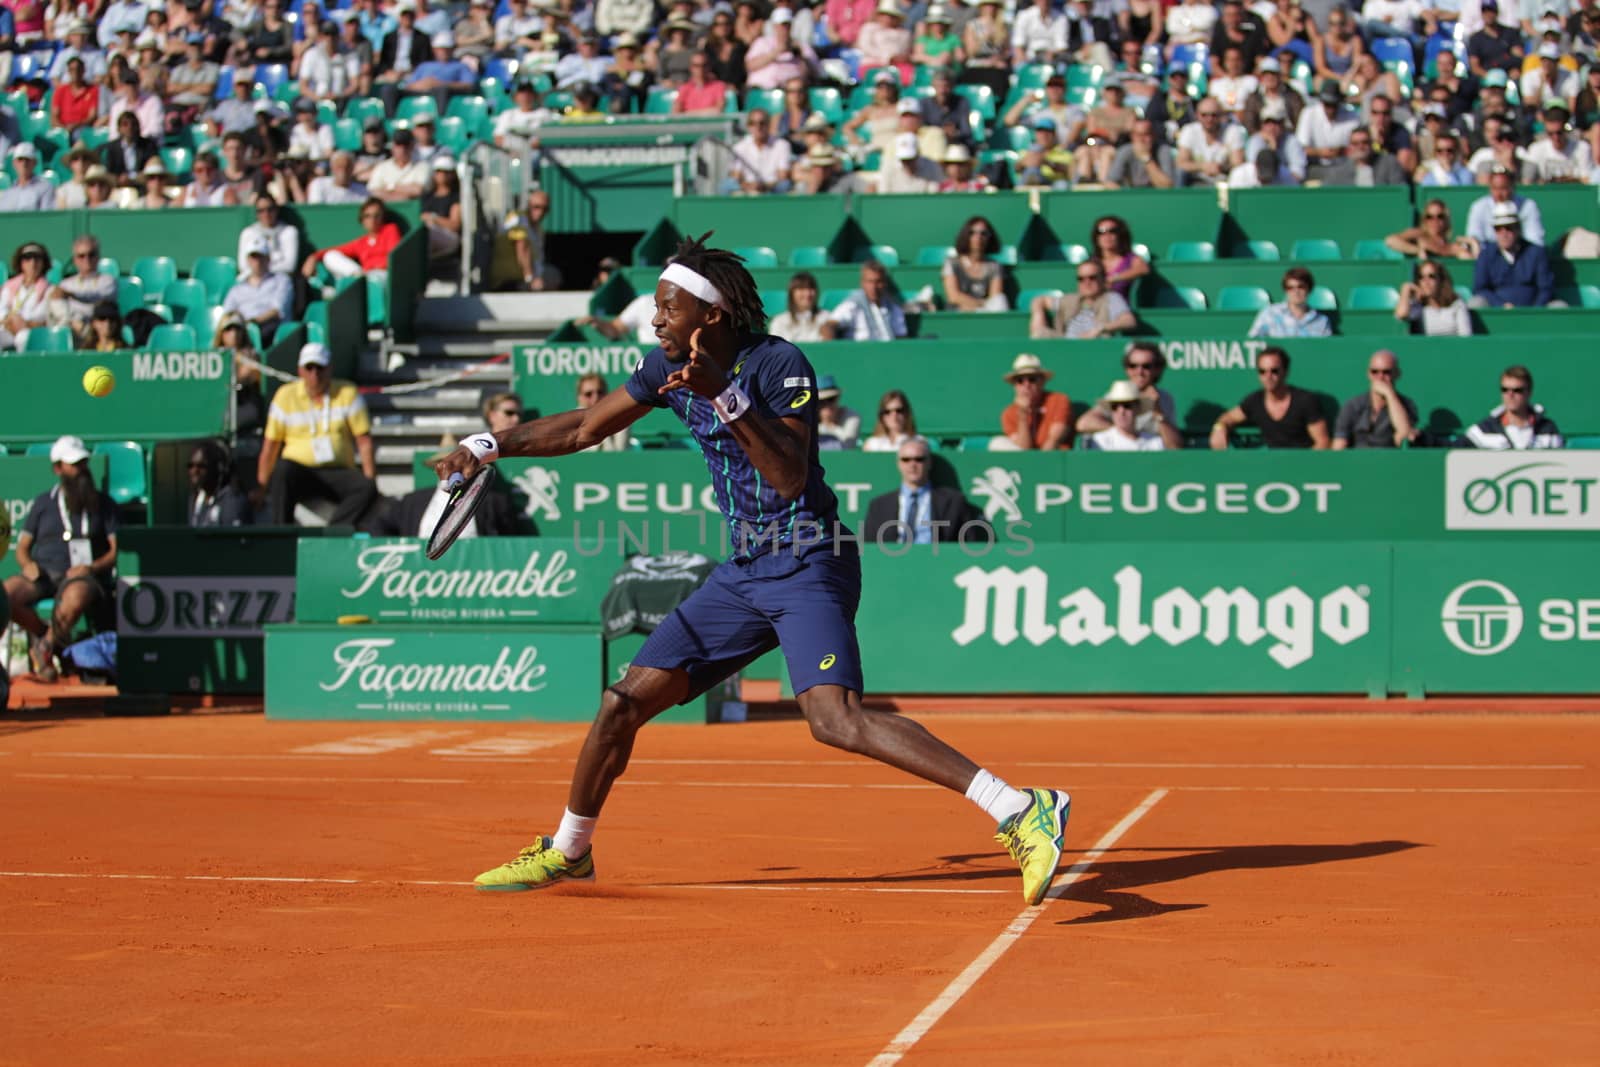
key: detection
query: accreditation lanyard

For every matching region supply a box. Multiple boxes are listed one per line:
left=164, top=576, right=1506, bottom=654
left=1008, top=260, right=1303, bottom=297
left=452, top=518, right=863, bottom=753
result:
left=310, top=392, right=337, bottom=464
left=58, top=486, right=94, bottom=568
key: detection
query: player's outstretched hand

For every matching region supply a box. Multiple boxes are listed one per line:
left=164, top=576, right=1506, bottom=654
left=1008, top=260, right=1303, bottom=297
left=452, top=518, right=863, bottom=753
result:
left=659, top=328, right=723, bottom=398
left=427, top=445, right=481, bottom=486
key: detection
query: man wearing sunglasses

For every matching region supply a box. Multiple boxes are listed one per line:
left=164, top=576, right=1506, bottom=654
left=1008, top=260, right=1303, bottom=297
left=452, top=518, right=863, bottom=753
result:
left=1210, top=346, right=1330, bottom=450
left=1248, top=266, right=1333, bottom=338
left=257, top=342, right=381, bottom=528
left=1332, top=349, right=1420, bottom=449
left=862, top=439, right=987, bottom=544
left=1465, top=365, right=1565, bottom=450
left=1028, top=260, right=1136, bottom=339
left=1075, top=341, right=1184, bottom=448
left=1470, top=201, right=1558, bottom=308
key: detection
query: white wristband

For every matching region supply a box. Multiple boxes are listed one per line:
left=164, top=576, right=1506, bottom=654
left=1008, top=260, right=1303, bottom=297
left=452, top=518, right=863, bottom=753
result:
left=712, top=382, right=752, bottom=424
left=462, top=433, right=499, bottom=462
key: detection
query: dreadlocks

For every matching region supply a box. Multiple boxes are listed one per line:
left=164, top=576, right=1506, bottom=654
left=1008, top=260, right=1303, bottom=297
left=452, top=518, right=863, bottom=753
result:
left=668, top=231, right=767, bottom=334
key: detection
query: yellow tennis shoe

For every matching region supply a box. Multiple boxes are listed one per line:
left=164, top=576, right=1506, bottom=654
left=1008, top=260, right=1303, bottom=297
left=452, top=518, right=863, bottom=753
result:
left=474, top=836, right=595, bottom=892
left=995, top=788, right=1072, bottom=906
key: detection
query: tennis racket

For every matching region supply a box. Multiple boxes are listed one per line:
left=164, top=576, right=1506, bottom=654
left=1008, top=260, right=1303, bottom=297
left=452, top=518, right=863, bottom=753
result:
left=425, top=464, right=496, bottom=560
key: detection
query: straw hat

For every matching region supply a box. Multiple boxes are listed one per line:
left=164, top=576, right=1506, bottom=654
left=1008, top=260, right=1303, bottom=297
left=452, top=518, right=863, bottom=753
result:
left=876, top=0, right=905, bottom=17
left=1103, top=379, right=1143, bottom=405
left=1003, top=353, right=1053, bottom=383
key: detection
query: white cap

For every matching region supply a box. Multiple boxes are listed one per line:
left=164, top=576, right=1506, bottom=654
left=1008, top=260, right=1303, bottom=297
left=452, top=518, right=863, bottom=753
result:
left=433, top=30, right=454, bottom=47
left=12, top=142, right=38, bottom=160
left=298, top=341, right=332, bottom=367
left=1260, top=99, right=1288, bottom=122
left=431, top=155, right=457, bottom=171
left=894, top=131, right=919, bottom=159
left=51, top=435, right=91, bottom=465
left=942, top=143, right=972, bottom=164
left=1491, top=202, right=1521, bottom=228
left=1258, top=57, right=1280, bottom=73
left=244, top=234, right=273, bottom=258
left=770, top=7, right=793, bottom=22
left=897, top=98, right=922, bottom=115
left=1538, top=40, right=1561, bottom=59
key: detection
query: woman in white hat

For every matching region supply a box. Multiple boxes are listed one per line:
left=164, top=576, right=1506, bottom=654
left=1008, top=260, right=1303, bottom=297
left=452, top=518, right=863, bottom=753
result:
left=134, top=157, right=173, bottom=209
left=912, top=6, right=963, bottom=73
left=1084, top=380, right=1166, bottom=451
left=938, top=142, right=989, bottom=191
left=993, top=353, right=1072, bottom=451
left=857, top=0, right=913, bottom=83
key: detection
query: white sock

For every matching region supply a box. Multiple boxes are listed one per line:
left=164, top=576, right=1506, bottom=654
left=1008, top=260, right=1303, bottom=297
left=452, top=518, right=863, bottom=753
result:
left=551, top=808, right=597, bottom=859
left=965, top=769, right=1031, bottom=826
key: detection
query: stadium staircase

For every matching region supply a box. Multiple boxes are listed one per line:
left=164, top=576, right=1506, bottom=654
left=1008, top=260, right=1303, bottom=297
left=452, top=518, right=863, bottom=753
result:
left=364, top=291, right=590, bottom=497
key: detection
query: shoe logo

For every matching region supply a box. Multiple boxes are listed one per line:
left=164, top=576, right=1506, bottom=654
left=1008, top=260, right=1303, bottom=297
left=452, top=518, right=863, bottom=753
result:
left=733, top=359, right=746, bottom=376
left=789, top=390, right=812, bottom=409
left=1028, top=796, right=1056, bottom=837
left=819, top=653, right=836, bottom=669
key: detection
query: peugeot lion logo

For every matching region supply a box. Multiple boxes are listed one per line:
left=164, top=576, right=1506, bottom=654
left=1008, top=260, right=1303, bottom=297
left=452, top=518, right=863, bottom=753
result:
left=1440, top=580, right=1523, bottom=656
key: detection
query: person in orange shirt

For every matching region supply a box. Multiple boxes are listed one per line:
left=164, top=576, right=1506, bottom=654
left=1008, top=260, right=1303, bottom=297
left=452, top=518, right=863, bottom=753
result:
left=997, top=353, right=1072, bottom=450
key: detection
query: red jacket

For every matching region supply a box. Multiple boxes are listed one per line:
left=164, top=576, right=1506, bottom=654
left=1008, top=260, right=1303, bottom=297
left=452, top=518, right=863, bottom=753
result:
left=314, top=222, right=402, bottom=272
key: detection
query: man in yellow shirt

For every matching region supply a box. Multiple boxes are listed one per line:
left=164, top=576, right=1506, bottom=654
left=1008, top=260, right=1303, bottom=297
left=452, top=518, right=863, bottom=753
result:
left=257, top=342, right=380, bottom=528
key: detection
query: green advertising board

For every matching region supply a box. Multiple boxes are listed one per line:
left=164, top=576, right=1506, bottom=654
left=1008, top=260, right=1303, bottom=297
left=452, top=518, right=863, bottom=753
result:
left=0, top=350, right=232, bottom=443
left=115, top=526, right=336, bottom=694
left=1390, top=542, right=1600, bottom=696
left=263, top=623, right=602, bottom=720
left=854, top=542, right=1392, bottom=695
left=294, top=537, right=618, bottom=625
left=412, top=450, right=1590, bottom=549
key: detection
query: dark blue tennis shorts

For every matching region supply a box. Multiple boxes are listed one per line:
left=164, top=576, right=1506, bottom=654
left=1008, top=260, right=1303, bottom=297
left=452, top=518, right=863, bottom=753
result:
left=631, top=534, right=864, bottom=701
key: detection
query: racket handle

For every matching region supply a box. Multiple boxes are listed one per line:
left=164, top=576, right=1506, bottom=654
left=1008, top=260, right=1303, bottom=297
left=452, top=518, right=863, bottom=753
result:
left=445, top=472, right=464, bottom=490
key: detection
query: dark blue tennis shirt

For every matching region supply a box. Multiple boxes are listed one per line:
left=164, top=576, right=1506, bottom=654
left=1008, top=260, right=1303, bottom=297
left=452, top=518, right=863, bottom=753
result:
left=626, top=333, right=839, bottom=558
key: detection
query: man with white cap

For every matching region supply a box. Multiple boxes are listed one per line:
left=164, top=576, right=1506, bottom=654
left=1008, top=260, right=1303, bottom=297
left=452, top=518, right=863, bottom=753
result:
left=745, top=7, right=816, bottom=88
left=1466, top=165, right=1547, bottom=245
left=399, top=29, right=477, bottom=117
left=877, top=130, right=942, bottom=192
left=995, top=353, right=1072, bottom=451
left=3, top=435, right=120, bottom=684
left=49, top=20, right=108, bottom=82
left=1084, top=380, right=1167, bottom=451
left=1241, top=57, right=1303, bottom=130
left=1244, top=99, right=1307, bottom=181
left=1521, top=39, right=1579, bottom=106
left=224, top=235, right=295, bottom=344
left=0, top=144, right=56, bottom=213
left=1471, top=201, right=1559, bottom=307
left=258, top=342, right=380, bottom=528
left=726, top=108, right=795, bottom=194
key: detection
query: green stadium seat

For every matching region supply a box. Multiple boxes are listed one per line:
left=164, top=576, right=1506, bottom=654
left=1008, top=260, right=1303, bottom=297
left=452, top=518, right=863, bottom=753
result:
left=132, top=256, right=178, bottom=303
left=1291, top=238, right=1342, bottom=261
left=999, top=124, right=1033, bottom=152
left=1236, top=240, right=1281, bottom=260
left=743, top=88, right=782, bottom=114
left=344, top=97, right=386, bottom=126
left=1353, top=238, right=1403, bottom=261
left=24, top=442, right=53, bottom=456
left=21, top=326, right=76, bottom=353
left=961, top=434, right=996, bottom=451
left=853, top=244, right=900, bottom=267
left=116, top=277, right=145, bottom=315
left=191, top=256, right=237, bottom=304
left=146, top=303, right=174, bottom=323
left=1014, top=63, right=1056, bottom=90
left=1217, top=285, right=1271, bottom=310
left=787, top=245, right=830, bottom=267
left=395, top=96, right=440, bottom=127
left=953, top=84, right=996, bottom=120
left=302, top=320, right=326, bottom=345
left=1066, top=63, right=1103, bottom=89
left=164, top=279, right=212, bottom=323
left=733, top=245, right=779, bottom=268
left=160, top=147, right=193, bottom=180
left=93, top=441, right=146, bottom=506
left=305, top=299, right=329, bottom=337
left=819, top=288, right=854, bottom=310
left=148, top=323, right=199, bottom=351
left=315, top=100, right=339, bottom=128
left=1165, top=240, right=1216, bottom=262
left=367, top=277, right=386, bottom=325
left=436, top=115, right=468, bottom=152
left=916, top=245, right=956, bottom=266
left=760, top=289, right=787, bottom=315
left=1017, top=287, right=1063, bottom=310
left=808, top=87, right=844, bottom=124
left=1308, top=285, right=1338, bottom=310
left=445, top=94, right=490, bottom=130
left=1566, top=435, right=1600, bottom=449
left=994, top=244, right=1019, bottom=266
left=333, top=117, right=362, bottom=152
left=98, top=257, right=121, bottom=278
left=1147, top=284, right=1208, bottom=309
left=77, top=126, right=111, bottom=150
left=1348, top=285, right=1399, bottom=310
left=645, top=86, right=678, bottom=114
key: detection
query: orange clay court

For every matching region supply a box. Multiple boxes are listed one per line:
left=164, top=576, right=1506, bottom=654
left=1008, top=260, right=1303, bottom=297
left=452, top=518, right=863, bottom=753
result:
left=2, top=702, right=1598, bottom=1066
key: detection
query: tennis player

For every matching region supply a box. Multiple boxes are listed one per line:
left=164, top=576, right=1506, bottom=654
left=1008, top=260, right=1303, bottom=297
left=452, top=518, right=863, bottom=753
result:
left=432, top=234, right=1070, bottom=904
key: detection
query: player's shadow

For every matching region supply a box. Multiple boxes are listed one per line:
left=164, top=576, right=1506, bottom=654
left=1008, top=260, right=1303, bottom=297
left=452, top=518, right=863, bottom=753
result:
left=1050, top=840, right=1424, bottom=925
left=691, top=840, right=1423, bottom=925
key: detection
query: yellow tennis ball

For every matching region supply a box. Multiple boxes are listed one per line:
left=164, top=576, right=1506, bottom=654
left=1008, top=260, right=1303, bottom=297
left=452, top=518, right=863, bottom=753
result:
left=83, top=366, right=116, bottom=398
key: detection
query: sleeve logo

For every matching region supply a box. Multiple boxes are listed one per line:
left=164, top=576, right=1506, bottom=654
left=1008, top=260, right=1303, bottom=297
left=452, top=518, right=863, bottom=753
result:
left=789, top=390, right=812, bottom=408
left=783, top=376, right=812, bottom=388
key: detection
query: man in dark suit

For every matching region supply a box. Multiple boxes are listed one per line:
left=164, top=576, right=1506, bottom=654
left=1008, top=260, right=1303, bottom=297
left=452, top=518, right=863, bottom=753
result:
left=100, top=111, right=160, bottom=180
left=371, top=483, right=523, bottom=538
left=863, top=438, right=989, bottom=545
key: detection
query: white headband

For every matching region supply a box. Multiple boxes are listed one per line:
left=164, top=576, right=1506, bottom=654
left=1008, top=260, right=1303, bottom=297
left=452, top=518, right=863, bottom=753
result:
left=660, top=262, right=726, bottom=309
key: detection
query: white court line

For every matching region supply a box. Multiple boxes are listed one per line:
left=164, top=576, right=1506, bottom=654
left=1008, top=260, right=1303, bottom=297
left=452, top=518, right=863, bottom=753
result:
left=866, top=788, right=1168, bottom=1067
left=4, top=753, right=1582, bottom=772
left=10, top=772, right=1597, bottom=794
left=0, top=870, right=1007, bottom=896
